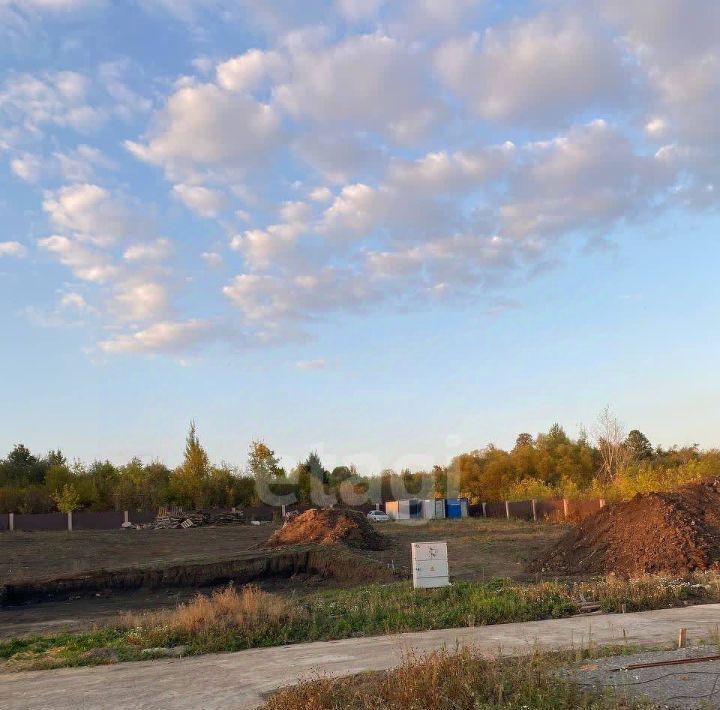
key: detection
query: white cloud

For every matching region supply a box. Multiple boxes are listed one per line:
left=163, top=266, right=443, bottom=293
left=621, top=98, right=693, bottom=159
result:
left=276, top=33, right=438, bottom=142
left=294, top=131, right=388, bottom=183
left=123, top=238, right=172, bottom=262
left=231, top=223, right=303, bottom=269
left=38, top=235, right=118, bottom=282
left=10, top=0, right=102, bottom=10
left=14, top=0, right=718, bottom=358
left=308, top=186, right=333, bottom=203
left=215, top=49, right=285, bottom=92
left=387, top=143, right=514, bottom=194
left=321, top=183, right=377, bottom=234
left=0, top=70, right=103, bottom=132
left=42, top=184, right=136, bottom=246
left=60, top=291, right=90, bottom=310
left=201, top=251, right=223, bottom=268
left=98, top=61, right=152, bottom=120
left=10, top=152, right=43, bottom=182
left=126, top=81, right=282, bottom=176
left=600, top=0, right=720, bottom=192
left=112, top=280, right=168, bottom=321
left=223, top=268, right=375, bottom=324
left=230, top=199, right=313, bottom=268
left=172, top=183, right=227, bottom=217
left=54, top=144, right=113, bottom=182
left=500, top=120, right=667, bottom=240
left=336, top=0, right=383, bottom=22
left=295, top=358, right=327, bottom=370
left=97, top=319, right=212, bottom=354
left=0, top=240, right=27, bottom=258
left=435, top=15, right=628, bottom=125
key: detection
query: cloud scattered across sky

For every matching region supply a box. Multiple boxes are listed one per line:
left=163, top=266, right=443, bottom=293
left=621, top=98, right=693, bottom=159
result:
left=3, top=0, right=720, bottom=356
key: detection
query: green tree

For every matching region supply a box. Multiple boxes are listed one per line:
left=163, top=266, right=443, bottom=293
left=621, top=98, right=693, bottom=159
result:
left=53, top=482, right=80, bottom=513
left=514, top=433, right=534, bottom=450
left=45, top=462, right=73, bottom=498
left=247, top=441, right=284, bottom=479
left=170, top=422, right=211, bottom=509
left=625, top=430, right=653, bottom=462
left=1, top=444, right=46, bottom=485
left=87, top=460, right=119, bottom=510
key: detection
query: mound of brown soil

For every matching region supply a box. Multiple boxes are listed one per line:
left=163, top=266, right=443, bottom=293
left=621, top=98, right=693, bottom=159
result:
left=266, top=508, right=390, bottom=551
left=530, top=478, right=720, bottom=576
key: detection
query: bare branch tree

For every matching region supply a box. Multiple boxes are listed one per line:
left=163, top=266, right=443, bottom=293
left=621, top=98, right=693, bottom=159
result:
left=592, top=405, right=630, bottom=481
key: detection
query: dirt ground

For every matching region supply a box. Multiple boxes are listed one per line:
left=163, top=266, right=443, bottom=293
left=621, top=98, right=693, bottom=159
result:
left=533, top=477, right=720, bottom=576
left=1, top=517, right=563, bottom=586
left=0, top=518, right=564, bottom=639
left=1, top=524, right=278, bottom=584
left=370, top=517, right=566, bottom=581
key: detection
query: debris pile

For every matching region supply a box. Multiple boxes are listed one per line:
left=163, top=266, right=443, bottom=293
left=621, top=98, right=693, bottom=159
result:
left=530, top=478, right=720, bottom=576
left=142, top=510, right=246, bottom=530
left=266, top=508, right=389, bottom=551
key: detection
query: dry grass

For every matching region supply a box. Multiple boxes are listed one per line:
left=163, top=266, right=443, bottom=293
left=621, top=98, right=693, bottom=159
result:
left=122, top=585, right=294, bottom=633
left=120, top=585, right=305, bottom=651
left=4, top=573, right=720, bottom=673
left=264, top=646, right=654, bottom=709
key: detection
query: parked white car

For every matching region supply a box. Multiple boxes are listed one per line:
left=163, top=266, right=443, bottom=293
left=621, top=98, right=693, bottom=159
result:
left=367, top=510, right=390, bottom=522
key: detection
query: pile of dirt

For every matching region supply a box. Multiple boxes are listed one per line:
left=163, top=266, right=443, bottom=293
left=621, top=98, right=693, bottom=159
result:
left=530, top=478, right=720, bottom=576
left=266, top=508, right=390, bottom=551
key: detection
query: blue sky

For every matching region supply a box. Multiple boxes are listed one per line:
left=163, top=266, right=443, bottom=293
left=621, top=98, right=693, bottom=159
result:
left=1, top=0, right=719, bottom=471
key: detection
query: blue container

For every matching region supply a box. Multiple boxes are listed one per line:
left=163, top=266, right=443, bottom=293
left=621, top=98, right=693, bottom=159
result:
left=445, top=498, right=462, bottom=519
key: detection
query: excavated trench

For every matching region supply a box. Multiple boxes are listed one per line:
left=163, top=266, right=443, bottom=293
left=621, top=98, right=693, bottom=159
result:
left=0, top=545, right=398, bottom=606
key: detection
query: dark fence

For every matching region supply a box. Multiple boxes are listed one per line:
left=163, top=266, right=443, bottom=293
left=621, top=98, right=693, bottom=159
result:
left=506, top=500, right=533, bottom=520
left=128, top=510, right=156, bottom=525
left=567, top=498, right=603, bottom=520
left=484, top=501, right=507, bottom=518
left=535, top=499, right=565, bottom=519
left=74, top=511, right=125, bottom=530
left=15, top=512, right=67, bottom=531
left=472, top=497, right=605, bottom=522
left=0, top=498, right=603, bottom=532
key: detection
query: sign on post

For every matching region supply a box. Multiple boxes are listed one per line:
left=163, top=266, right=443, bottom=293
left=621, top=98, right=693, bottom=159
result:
left=412, top=541, right=450, bottom=589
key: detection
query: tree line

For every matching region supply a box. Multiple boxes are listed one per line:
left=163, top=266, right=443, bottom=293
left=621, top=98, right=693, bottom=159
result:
left=1, top=411, right=718, bottom=514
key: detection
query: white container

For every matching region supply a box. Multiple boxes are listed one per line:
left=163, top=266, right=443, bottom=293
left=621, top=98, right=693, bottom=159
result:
left=422, top=499, right=447, bottom=519
left=385, top=501, right=410, bottom=520
left=412, top=541, right=450, bottom=589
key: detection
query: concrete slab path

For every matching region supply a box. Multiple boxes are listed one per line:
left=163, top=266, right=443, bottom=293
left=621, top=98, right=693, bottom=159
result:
left=2, top=604, right=720, bottom=710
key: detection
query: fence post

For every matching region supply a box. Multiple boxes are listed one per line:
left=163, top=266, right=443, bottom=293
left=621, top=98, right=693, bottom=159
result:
left=481, top=502, right=487, bottom=518
left=563, top=498, right=569, bottom=519
left=531, top=499, right=537, bottom=522
left=505, top=501, right=510, bottom=519
left=9, top=512, right=14, bottom=532
left=599, top=498, right=606, bottom=509
left=123, top=510, right=129, bottom=524
left=67, top=511, right=73, bottom=532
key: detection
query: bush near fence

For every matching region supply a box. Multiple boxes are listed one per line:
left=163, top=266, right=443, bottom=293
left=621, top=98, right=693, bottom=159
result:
left=472, top=498, right=604, bottom=522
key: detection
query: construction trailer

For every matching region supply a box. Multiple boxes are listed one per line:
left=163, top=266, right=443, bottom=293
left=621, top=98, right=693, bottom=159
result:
left=445, top=498, right=468, bottom=519
left=386, top=498, right=466, bottom=520
left=385, top=499, right=410, bottom=520
left=422, top=499, right=446, bottom=519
